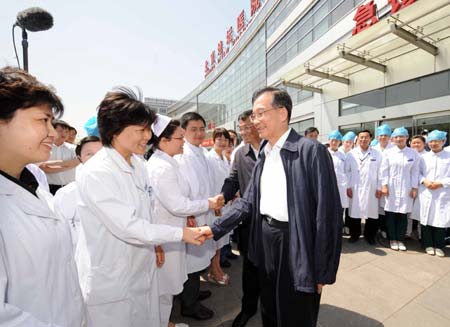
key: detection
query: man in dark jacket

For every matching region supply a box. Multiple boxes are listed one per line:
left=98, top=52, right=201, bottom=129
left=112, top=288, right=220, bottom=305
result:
left=201, top=87, right=342, bottom=327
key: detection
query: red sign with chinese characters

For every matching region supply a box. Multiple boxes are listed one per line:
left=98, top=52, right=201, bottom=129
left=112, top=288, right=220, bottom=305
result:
left=388, top=0, right=416, bottom=14
left=352, top=1, right=378, bottom=35
left=353, top=0, right=419, bottom=36
left=204, top=0, right=262, bottom=78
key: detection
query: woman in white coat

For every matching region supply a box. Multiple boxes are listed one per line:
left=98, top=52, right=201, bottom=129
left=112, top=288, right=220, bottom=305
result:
left=345, top=130, right=382, bottom=244
left=409, top=135, right=428, bottom=239
left=75, top=88, right=208, bottom=327
left=146, top=116, right=224, bottom=327
left=328, top=130, right=348, bottom=210
left=380, top=127, right=420, bottom=251
left=0, top=67, right=86, bottom=326
left=206, top=127, right=233, bottom=285
left=418, top=130, right=450, bottom=257
left=54, top=136, right=102, bottom=250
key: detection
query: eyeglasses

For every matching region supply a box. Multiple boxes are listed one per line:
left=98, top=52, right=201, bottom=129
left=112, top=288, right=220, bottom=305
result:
left=238, top=124, right=254, bottom=132
left=250, top=107, right=277, bottom=122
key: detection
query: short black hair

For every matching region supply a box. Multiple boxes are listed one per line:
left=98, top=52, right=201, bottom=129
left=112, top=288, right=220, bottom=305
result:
left=75, top=136, right=101, bottom=157
left=304, top=127, right=319, bottom=136
left=52, top=119, right=70, bottom=130
left=69, top=126, right=77, bottom=133
left=357, top=129, right=373, bottom=138
left=97, top=87, right=156, bottom=146
left=212, top=127, right=231, bottom=141
left=238, top=110, right=253, bottom=122
left=251, top=87, right=292, bottom=122
left=411, top=135, right=426, bottom=143
left=180, top=112, right=206, bottom=129
left=0, top=66, right=63, bottom=121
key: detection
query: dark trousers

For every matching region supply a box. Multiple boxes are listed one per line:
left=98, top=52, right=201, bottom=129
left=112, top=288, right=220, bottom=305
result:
left=238, top=224, right=260, bottom=315
left=180, top=271, right=201, bottom=314
left=344, top=208, right=350, bottom=228
left=49, top=184, right=63, bottom=195
left=421, top=225, right=446, bottom=249
left=348, top=217, right=378, bottom=240
left=386, top=211, right=408, bottom=241
left=378, top=214, right=387, bottom=233
left=260, top=218, right=321, bottom=327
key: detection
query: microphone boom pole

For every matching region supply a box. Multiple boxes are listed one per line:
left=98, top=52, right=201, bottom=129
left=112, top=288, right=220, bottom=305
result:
left=21, top=28, right=29, bottom=72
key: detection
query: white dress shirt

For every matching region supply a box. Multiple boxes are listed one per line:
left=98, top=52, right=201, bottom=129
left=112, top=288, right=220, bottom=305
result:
left=260, top=128, right=291, bottom=222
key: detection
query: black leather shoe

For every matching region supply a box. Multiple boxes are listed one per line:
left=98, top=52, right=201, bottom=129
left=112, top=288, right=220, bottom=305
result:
left=232, top=311, right=254, bottom=327
left=181, top=304, right=214, bottom=320
left=198, top=290, right=211, bottom=301
left=226, top=252, right=239, bottom=260
left=365, top=236, right=376, bottom=245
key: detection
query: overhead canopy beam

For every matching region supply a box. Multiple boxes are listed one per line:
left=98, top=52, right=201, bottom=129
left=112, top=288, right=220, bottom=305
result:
left=339, top=51, right=387, bottom=73
left=305, top=68, right=350, bottom=85
left=390, top=24, right=438, bottom=56
left=282, top=81, right=322, bottom=94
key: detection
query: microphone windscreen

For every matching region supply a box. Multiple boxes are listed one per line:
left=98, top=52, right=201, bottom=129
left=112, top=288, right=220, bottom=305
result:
left=16, top=7, right=53, bottom=32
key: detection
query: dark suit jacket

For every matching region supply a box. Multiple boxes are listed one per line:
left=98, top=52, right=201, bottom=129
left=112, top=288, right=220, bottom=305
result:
left=211, top=129, right=342, bottom=293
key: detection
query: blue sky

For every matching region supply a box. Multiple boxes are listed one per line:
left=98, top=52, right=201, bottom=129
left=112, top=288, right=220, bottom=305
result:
left=1, top=1, right=250, bottom=134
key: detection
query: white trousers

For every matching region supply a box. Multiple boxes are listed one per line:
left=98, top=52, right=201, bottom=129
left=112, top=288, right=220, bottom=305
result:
left=160, top=294, right=173, bottom=327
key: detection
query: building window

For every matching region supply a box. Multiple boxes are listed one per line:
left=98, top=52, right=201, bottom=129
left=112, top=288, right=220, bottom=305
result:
left=267, top=0, right=364, bottom=77
left=340, top=70, right=450, bottom=116
left=289, top=118, right=315, bottom=134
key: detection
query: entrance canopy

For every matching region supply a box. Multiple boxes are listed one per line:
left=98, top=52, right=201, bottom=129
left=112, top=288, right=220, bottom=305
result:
left=281, top=0, right=450, bottom=93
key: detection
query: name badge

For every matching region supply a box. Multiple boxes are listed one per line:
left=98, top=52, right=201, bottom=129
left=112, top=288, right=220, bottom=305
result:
left=145, top=184, right=153, bottom=197
left=407, top=158, right=414, bottom=162
left=370, top=158, right=376, bottom=161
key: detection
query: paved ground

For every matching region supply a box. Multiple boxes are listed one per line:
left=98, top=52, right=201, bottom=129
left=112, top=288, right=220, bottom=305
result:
left=172, top=235, right=450, bottom=327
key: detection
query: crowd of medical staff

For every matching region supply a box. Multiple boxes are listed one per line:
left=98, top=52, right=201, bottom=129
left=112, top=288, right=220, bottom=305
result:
left=0, top=66, right=449, bottom=327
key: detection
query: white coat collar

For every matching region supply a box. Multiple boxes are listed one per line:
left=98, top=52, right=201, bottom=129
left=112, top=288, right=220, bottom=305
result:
left=104, top=146, right=138, bottom=174
left=0, top=174, right=59, bottom=220
left=153, top=149, right=179, bottom=167
left=184, top=141, right=206, bottom=157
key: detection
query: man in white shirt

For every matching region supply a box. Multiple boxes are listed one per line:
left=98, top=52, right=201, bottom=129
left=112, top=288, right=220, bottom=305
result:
left=201, top=87, right=342, bottom=327
left=176, top=112, right=215, bottom=321
left=39, top=120, right=79, bottom=194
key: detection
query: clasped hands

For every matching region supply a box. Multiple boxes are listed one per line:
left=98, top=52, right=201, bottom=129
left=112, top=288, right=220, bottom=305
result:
left=208, top=194, right=225, bottom=210
left=423, top=180, right=443, bottom=190
left=182, top=225, right=214, bottom=245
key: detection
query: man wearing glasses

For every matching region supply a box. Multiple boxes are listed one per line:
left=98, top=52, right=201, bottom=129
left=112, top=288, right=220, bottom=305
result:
left=221, top=109, right=262, bottom=327
left=201, top=87, right=342, bottom=327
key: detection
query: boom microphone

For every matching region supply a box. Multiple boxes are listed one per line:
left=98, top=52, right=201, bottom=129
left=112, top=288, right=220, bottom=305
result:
left=16, top=7, right=53, bottom=32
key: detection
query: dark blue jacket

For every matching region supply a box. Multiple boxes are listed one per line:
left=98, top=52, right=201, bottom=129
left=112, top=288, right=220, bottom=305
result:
left=211, top=129, right=342, bottom=293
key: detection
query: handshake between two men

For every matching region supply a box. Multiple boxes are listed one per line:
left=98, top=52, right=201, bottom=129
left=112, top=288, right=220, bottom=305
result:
left=182, top=193, right=225, bottom=245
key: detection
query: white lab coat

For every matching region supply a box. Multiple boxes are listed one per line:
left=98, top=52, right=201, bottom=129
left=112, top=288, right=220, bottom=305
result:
left=345, top=146, right=382, bottom=219
left=146, top=149, right=209, bottom=296
left=75, top=147, right=183, bottom=327
left=207, top=149, right=231, bottom=249
left=175, top=142, right=215, bottom=274
left=418, top=149, right=450, bottom=228
left=54, top=181, right=80, bottom=250
left=380, top=146, right=420, bottom=214
left=328, top=148, right=349, bottom=208
left=411, top=150, right=427, bottom=220
left=0, top=172, right=86, bottom=327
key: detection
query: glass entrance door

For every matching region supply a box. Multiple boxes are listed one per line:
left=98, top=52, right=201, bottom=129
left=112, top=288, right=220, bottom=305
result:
left=415, top=113, right=450, bottom=146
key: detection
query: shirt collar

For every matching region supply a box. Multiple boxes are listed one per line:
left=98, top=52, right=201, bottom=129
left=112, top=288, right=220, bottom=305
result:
left=264, top=128, right=292, bottom=156
left=0, top=168, right=39, bottom=197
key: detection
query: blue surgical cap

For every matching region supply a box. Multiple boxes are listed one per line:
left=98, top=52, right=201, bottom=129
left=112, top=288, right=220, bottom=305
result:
left=328, top=130, right=343, bottom=141
left=370, top=139, right=379, bottom=146
left=84, top=115, right=99, bottom=137
left=391, top=127, right=408, bottom=138
left=342, top=131, right=356, bottom=142
left=376, top=124, right=392, bottom=137
left=427, top=129, right=447, bottom=142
